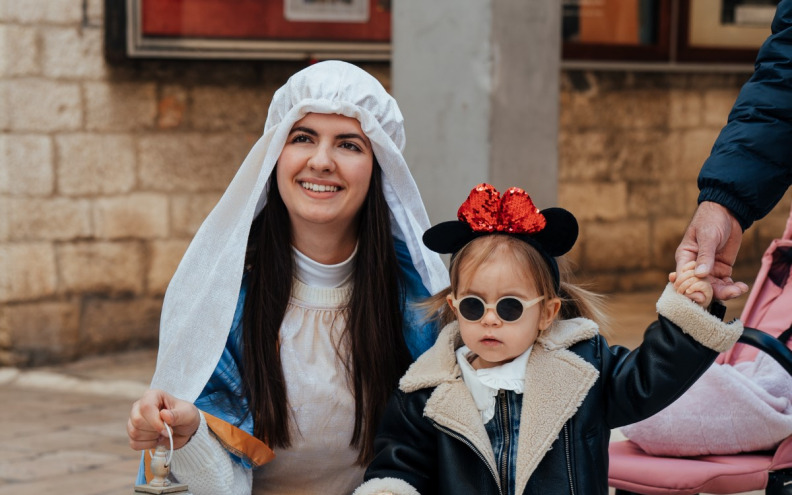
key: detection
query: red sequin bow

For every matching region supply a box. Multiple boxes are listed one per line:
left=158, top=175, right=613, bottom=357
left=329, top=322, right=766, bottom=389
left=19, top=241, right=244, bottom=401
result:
left=457, top=183, right=546, bottom=234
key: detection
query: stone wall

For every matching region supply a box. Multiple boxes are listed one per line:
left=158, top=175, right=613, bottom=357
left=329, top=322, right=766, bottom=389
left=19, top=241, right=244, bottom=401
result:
left=559, top=71, right=792, bottom=293
left=2, top=0, right=790, bottom=365
left=0, top=0, right=384, bottom=365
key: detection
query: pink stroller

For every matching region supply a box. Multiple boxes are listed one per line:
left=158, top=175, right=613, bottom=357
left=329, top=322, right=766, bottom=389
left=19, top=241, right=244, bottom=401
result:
left=608, top=201, right=792, bottom=495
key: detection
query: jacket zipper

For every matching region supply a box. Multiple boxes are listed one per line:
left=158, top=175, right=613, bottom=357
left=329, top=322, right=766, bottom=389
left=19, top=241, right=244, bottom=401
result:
left=431, top=421, right=503, bottom=495
left=498, top=390, right=510, bottom=493
left=564, top=422, right=576, bottom=495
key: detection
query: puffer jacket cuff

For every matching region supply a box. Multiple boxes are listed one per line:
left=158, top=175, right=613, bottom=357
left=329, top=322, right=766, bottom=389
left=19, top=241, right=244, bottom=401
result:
left=353, top=477, right=421, bottom=495
left=656, top=283, right=743, bottom=353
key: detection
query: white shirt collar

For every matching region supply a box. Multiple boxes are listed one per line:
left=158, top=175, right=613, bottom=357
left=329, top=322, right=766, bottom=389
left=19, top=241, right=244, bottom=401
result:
left=456, top=345, right=532, bottom=423
left=292, top=245, right=357, bottom=288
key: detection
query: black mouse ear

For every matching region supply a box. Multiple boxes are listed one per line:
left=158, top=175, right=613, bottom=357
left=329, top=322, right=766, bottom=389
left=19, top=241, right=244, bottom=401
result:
left=422, top=221, right=476, bottom=254
left=530, top=208, right=578, bottom=257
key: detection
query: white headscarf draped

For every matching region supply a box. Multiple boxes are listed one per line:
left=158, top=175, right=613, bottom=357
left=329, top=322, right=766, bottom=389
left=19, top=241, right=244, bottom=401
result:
left=151, top=61, right=449, bottom=401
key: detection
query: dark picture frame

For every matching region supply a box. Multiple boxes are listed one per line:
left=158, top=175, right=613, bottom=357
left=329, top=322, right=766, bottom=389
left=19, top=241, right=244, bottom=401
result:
left=562, top=0, right=776, bottom=64
left=677, top=0, right=777, bottom=63
left=104, top=0, right=392, bottom=62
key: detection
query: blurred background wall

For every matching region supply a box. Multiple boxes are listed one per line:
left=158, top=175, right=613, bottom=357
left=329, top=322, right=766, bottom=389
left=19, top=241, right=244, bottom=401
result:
left=1, top=0, right=791, bottom=366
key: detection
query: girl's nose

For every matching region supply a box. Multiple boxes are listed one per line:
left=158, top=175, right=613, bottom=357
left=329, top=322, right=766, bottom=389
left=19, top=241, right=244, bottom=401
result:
left=307, top=144, right=335, bottom=173
left=480, top=307, right=502, bottom=327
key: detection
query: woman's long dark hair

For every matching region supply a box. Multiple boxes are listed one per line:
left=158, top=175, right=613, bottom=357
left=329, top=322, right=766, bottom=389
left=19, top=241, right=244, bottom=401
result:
left=241, top=161, right=411, bottom=465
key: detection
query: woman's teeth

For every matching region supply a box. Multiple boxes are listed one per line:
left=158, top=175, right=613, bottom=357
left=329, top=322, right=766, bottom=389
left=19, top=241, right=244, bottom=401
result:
left=301, top=182, right=339, bottom=193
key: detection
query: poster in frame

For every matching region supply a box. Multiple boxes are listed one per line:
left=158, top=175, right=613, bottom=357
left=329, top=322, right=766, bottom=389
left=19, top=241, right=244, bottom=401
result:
left=104, top=0, right=392, bottom=62
left=677, top=0, right=779, bottom=63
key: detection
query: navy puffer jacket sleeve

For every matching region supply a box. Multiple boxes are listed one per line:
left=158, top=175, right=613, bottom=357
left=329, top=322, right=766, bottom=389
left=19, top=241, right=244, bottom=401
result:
left=698, top=0, right=792, bottom=230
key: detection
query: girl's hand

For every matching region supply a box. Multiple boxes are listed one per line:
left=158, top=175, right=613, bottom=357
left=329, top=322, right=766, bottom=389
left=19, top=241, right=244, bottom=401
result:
left=127, top=389, right=201, bottom=451
left=670, top=261, right=714, bottom=308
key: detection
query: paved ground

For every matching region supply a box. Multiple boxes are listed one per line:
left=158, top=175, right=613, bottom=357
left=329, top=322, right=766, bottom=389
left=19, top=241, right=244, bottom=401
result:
left=0, top=291, right=755, bottom=495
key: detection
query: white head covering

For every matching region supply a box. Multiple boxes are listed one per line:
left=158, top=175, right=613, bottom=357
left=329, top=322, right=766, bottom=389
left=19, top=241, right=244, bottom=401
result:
left=151, top=61, right=449, bottom=400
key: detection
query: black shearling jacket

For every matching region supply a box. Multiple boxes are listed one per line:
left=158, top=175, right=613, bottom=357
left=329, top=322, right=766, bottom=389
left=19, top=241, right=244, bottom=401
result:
left=354, top=285, right=743, bottom=495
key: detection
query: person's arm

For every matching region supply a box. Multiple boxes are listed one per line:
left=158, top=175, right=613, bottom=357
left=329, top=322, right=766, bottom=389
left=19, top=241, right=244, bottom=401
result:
left=128, top=389, right=254, bottom=495
left=698, top=0, right=792, bottom=229
left=601, top=284, right=742, bottom=428
left=354, top=391, right=436, bottom=495
left=169, top=413, right=253, bottom=495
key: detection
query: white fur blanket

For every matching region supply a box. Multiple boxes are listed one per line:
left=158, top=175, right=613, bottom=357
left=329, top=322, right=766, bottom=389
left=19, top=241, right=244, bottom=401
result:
left=620, top=352, right=792, bottom=456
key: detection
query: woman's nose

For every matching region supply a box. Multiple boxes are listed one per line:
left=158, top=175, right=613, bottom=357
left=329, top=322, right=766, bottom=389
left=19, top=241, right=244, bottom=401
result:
left=307, top=144, right=335, bottom=173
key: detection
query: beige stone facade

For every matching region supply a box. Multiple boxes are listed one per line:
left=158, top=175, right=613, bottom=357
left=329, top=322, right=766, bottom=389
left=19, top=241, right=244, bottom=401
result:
left=1, top=1, right=791, bottom=365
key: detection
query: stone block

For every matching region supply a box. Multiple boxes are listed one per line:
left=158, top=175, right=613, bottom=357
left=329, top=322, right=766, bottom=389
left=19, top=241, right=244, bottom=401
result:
left=2, top=134, right=55, bottom=195
left=93, top=193, right=169, bottom=239
left=3, top=0, right=83, bottom=23
left=650, top=217, right=690, bottom=268
left=85, top=0, right=104, bottom=26
left=0, top=198, right=8, bottom=242
left=562, top=90, right=669, bottom=131
left=668, top=90, right=702, bottom=129
left=581, top=220, right=651, bottom=271
left=170, top=192, right=222, bottom=237
left=0, top=243, right=57, bottom=302
left=627, top=182, right=690, bottom=219
left=0, top=81, right=8, bottom=130
left=8, top=79, right=81, bottom=132
left=559, top=182, right=628, bottom=222
left=139, top=133, right=247, bottom=192
left=613, top=269, right=668, bottom=292
left=611, top=129, right=669, bottom=182
left=7, top=197, right=92, bottom=241
left=43, top=27, right=107, bottom=80
left=147, top=239, right=189, bottom=295
left=5, top=301, right=80, bottom=363
left=157, top=85, right=188, bottom=129
left=56, top=134, right=136, bottom=195
left=665, top=129, right=721, bottom=181
left=85, top=82, right=156, bottom=131
left=558, top=130, right=615, bottom=182
left=80, top=297, right=162, bottom=351
left=190, top=85, right=269, bottom=131
left=57, top=241, right=144, bottom=295
left=4, top=25, right=40, bottom=76
left=703, top=89, right=740, bottom=128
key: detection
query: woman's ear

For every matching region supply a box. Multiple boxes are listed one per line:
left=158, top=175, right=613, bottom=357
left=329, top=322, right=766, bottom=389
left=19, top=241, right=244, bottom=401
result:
left=539, top=297, right=561, bottom=331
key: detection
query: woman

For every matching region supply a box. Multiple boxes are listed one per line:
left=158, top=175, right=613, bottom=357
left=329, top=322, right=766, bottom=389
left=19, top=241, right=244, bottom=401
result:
left=127, top=61, right=448, bottom=494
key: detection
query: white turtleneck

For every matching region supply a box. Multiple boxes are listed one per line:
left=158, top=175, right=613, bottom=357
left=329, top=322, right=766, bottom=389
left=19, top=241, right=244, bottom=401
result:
left=293, top=245, right=357, bottom=288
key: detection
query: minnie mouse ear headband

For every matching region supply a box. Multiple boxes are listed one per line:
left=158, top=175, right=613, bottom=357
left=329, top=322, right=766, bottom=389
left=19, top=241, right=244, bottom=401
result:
left=422, top=183, right=578, bottom=291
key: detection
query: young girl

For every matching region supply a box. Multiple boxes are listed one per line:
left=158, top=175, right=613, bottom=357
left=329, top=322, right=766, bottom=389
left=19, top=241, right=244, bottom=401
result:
left=354, top=183, right=742, bottom=495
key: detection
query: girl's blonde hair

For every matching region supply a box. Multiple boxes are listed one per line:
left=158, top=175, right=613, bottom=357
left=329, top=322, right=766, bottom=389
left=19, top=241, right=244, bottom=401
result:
left=423, top=235, right=609, bottom=329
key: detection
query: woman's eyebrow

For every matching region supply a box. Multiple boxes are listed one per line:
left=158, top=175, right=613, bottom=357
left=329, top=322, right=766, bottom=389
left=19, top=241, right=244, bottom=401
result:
left=289, top=126, right=317, bottom=135
left=336, top=133, right=367, bottom=141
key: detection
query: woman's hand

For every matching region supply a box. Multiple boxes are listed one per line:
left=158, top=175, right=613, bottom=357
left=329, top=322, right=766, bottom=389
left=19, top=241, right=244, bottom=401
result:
left=128, top=389, right=201, bottom=451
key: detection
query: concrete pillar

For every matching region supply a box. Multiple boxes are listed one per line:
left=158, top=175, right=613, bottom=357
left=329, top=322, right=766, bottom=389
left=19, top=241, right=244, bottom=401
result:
left=393, top=0, right=561, bottom=223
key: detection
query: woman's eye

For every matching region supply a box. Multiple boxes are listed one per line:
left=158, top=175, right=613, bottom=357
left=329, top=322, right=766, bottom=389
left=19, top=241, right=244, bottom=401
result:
left=291, top=134, right=311, bottom=144
left=340, top=142, right=362, bottom=152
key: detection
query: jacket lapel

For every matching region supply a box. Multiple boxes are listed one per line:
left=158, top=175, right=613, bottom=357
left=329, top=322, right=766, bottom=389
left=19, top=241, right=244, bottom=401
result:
left=399, top=319, right=600, bottom=494
left=514, top=344, right=599, bottom=494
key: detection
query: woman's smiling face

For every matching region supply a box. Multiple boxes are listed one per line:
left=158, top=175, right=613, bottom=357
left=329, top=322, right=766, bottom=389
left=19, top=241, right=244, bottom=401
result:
left=276, top=112, right=374, bottom=235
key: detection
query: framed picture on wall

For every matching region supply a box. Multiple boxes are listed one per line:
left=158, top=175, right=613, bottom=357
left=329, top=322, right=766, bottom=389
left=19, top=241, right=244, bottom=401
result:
left=562, top=0, right=672, bottom=62
left=677, top=0, right=779, bottom=62
left=104, top=0, right=392, bottom=62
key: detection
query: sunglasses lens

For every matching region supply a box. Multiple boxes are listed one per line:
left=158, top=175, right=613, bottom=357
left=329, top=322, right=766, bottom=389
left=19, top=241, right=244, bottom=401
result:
left=496, top=297, right=524, bottom=322
left=458, top=297, right=485, bottom=321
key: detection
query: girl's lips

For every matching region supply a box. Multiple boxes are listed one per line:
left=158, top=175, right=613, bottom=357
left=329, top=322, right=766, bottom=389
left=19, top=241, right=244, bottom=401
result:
left=479, top=338, right=501, bottom=346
